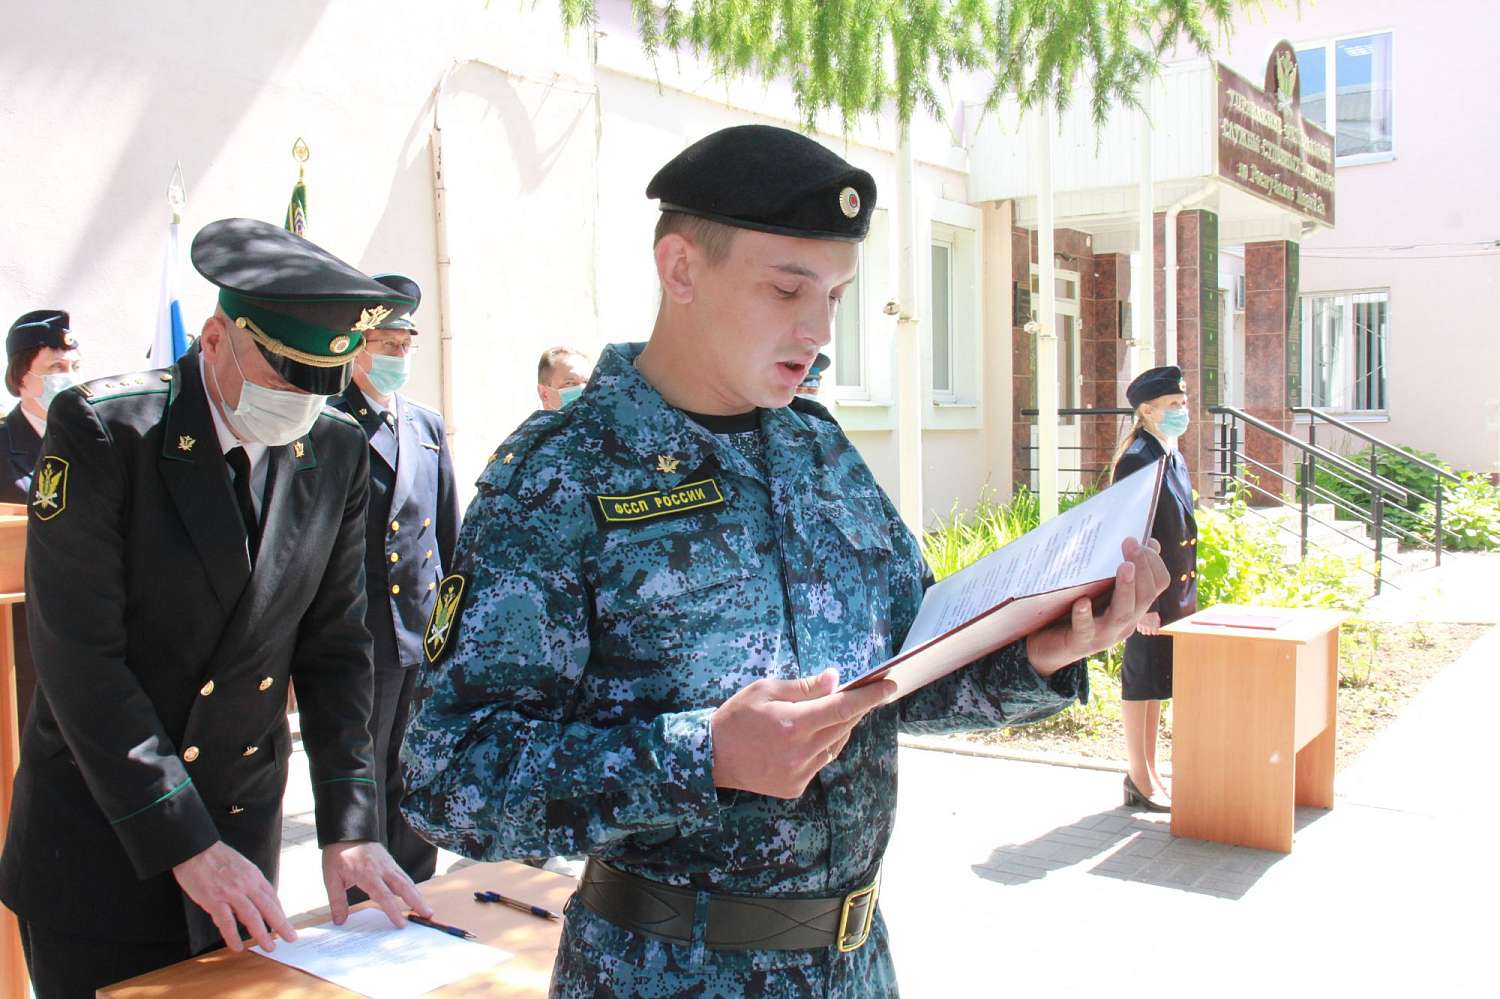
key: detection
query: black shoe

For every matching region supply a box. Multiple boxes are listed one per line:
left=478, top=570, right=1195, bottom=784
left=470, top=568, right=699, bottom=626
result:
left=1123, top=775, right=1171, bottom=813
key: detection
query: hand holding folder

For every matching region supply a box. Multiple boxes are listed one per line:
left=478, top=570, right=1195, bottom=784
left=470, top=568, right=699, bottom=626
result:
left=842, top=460, right=1171, bottom=697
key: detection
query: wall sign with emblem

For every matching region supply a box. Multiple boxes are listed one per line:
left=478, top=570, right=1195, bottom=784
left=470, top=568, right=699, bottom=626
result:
left=1216, top=43, right=1336, bottom=226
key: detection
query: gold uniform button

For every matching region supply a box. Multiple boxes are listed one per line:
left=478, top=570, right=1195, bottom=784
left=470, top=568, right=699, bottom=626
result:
left=1190, top=570, right=1197, bottom=579
left=1191, top=538, right=1197, bottom=546
left=391, top=584, right=401, bottom=595
left=428, top=581, right=436, bottom=591
left=183, top=746, right=200, bottom=763
left=1179, top=574, right=1188, bottom=583
left=258, top=676, right=275, bottom=692
left=228, top=805, right=245, bottom=815
left=242, top=745, right=259, bottom=757
left=422, top=517, right=431, bottom=527
left=389, top=552, right=400, bottom=564
left=390, top=521, right=400, bottom=533
left=200, top=680, right=215, bottom=697
left=1180, top=539, right=1189, bottom=547
left=425, top=549, right=433, bottom=559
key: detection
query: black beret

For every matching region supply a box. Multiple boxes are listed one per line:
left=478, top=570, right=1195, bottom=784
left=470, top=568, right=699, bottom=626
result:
left=191, top=218, right=417, bottom=394
left=7, top=309, right=76, bottom=357
left=647, top=125, right=877, bottom=242
left=372, top=274, right=421, bottom=331
left=1126, top=365, right=1187, bottom=408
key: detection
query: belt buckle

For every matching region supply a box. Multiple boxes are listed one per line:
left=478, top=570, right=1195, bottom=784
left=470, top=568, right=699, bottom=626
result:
left=836, top=879, right=879, bottom=953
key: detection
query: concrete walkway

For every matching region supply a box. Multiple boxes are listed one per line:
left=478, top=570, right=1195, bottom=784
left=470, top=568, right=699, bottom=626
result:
left=276, top=615, right=1498, bottom=994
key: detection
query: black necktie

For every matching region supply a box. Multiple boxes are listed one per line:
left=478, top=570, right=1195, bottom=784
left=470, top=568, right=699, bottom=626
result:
left=225, top=446, right=260, bottom=560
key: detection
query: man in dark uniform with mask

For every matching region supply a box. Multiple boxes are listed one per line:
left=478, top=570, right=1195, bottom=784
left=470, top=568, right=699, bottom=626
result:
left=0, top=218, right=432, bottom=997
left=330, top=273, right=459, bottom=888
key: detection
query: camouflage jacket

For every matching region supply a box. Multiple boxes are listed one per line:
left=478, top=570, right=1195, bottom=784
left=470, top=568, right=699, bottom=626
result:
left=402, top=342, right=1085, bottom=993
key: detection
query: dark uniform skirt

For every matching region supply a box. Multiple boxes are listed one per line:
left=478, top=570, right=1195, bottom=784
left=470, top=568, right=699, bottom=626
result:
left=1122, top=632, right=1173, bottom=701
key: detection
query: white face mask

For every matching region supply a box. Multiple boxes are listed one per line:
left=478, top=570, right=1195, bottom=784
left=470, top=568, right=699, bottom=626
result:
left=212, top=331, right=327, bottom=446
left=40, top=373, right=75, bottom=410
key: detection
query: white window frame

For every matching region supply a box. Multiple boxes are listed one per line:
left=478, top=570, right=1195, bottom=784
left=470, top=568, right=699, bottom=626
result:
left=923, top=198, right=983, bottom=430
left=831, top=243, right=869, bottom=397
left=930, top=236, right=957, bottom=402
left=1300, top=288, right=1391, bottom=416
left=828, top=207, right=896, bottom=429
left=1291, top=29, right=1396, bottom=167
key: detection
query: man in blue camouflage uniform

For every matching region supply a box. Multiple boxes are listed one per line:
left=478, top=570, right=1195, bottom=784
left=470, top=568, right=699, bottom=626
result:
left=403, top=125, right=1169, bottom=997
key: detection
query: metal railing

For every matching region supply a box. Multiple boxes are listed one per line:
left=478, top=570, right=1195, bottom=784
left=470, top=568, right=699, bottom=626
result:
left=1016, top=404, right=1451, bottom=595
left=1294, top=407, right=1461, bottom=566
left=1018, top=407, right=1132, bottom=491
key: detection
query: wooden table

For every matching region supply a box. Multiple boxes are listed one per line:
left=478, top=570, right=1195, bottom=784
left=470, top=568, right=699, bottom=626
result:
left=1163, top=605, right=1347, bottom=853
left=100, top=862, right=576, bottom=997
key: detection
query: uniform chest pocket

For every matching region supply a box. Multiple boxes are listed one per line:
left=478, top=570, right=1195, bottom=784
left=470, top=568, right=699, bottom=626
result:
left=592, top=525, right=755, bottom=622
left=819, top=496, right=894, bottom=554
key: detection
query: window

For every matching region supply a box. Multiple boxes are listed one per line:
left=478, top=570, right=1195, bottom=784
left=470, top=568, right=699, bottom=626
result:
left=1301, top=290, right=1388, bottom=413
left=1295, top=32, right=1393, bottom=162
left=833, top=248, right=865, bottom=392
left=930, top=240, right=953, bottom=397
left=923, top=202, right=982, bottom=428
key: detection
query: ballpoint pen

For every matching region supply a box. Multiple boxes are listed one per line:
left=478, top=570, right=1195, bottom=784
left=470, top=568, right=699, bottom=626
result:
left=474, top=889, right=562, bottom=920
left=406, top=913, right=477, bottom=939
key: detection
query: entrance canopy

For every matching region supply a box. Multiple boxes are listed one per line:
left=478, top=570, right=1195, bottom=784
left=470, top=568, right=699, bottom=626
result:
left=966, top=54, right=1336, bottom=251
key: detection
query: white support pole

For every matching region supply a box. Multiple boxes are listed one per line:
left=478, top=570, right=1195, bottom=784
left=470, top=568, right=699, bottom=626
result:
left=1035, top=104, right=1059, bottom=522
left=895, top=130, right=924, bottom=535
left=1134, top=96, right=1155, bottom=376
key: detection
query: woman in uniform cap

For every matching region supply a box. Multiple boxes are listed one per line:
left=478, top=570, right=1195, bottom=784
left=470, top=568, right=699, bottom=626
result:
left=1109, top=365, right=1197, bottom=812
left=1, top=309, right=81, bottom=504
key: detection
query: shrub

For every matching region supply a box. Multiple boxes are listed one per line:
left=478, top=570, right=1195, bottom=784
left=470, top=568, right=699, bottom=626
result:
left=1312, top=445, right=1450, bottom=541
left=1424, top=473, right=1500, bottom=552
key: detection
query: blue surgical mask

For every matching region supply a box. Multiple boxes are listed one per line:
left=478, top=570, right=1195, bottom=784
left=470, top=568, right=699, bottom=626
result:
left=40, top=373, right=75, bottom=410
left=367, top=354, right=411, bottom=396
left=1158, top=408, right=1190, bottom=438
left=558, top=385, right=584, bottom=408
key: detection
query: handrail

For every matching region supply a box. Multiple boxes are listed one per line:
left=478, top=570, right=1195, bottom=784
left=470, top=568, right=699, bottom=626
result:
left=1209, top=405, right=1411, bottom=503
left=1020, top=407, right=1133, bottom=417
left=1293, top=407, right=1461, bottom=484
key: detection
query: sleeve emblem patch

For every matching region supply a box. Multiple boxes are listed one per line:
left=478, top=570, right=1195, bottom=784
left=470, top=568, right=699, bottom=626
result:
left=32, top=456, right=69, bottom=521
left=423, top=572, right=468, bottom=664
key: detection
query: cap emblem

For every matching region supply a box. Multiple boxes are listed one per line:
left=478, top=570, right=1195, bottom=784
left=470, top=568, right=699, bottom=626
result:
left=838, top=187, right=861, bottom=219
left=1179, top=378, right=1187, bottom=391
left=63, top=334, right=77, bottom=348
left=352, top=305, right=392, bottom=333
left=328, top=334, right=352, bottom=354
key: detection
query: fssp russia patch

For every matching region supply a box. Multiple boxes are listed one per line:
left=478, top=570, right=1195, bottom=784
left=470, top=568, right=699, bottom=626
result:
left=592, top=478, right=725, bottom=528
left=423, top=572, right=468, bottom=664
left=31, top=456, right=69, bottom=521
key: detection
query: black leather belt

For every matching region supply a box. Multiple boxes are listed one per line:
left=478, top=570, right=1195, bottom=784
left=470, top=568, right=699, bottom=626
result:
left=576, top=858, right=880, bottom=953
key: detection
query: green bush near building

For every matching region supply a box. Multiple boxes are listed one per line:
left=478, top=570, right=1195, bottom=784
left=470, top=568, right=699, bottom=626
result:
left=1312, top=445, right=1500, bottom=551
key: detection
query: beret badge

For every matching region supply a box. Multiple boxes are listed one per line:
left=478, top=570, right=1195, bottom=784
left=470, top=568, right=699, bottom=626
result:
left=839, top=187, right=861, bottom=219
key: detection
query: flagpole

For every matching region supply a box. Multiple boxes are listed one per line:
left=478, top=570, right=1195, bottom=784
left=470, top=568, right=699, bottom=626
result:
left=152, top=163, right=190, bottom=363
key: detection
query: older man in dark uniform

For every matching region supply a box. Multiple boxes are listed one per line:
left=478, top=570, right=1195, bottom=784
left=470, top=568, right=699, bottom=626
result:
left=0, top=218, right=432, bottom=997
left=330, top=273, right=459, bottom=888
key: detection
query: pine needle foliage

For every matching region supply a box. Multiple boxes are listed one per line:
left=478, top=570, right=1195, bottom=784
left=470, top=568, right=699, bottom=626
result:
left=559, top=1, right=1267, bottom=131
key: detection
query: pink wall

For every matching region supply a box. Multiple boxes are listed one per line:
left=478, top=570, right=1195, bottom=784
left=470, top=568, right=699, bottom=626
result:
left=1218, top=0, right=1500, bottom=473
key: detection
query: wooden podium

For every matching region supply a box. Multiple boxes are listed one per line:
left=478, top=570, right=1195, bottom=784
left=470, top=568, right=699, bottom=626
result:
left=1163, top=605, right=1347, bottom=853
left=0, top=502, right=29, bottom=998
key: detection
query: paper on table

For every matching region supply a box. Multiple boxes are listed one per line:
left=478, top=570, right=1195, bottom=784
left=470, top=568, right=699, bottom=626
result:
left=842, top=460, right=1164, bottom=697
left=250, top=908, right=513, bottom=999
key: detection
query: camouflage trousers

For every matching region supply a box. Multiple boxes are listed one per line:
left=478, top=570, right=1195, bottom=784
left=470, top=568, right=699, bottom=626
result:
left=549, top=896, right=901, bottom=998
